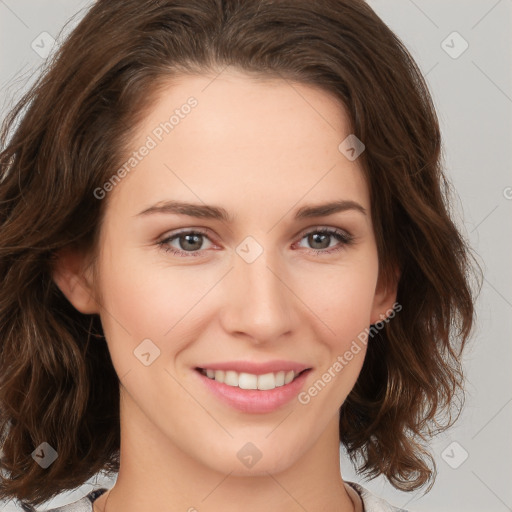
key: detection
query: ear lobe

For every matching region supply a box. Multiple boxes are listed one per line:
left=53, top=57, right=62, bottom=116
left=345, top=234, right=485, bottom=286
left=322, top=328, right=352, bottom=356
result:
left=370, top=267, right=400, bottom=324
left=51, top=247, right=99, bottom=314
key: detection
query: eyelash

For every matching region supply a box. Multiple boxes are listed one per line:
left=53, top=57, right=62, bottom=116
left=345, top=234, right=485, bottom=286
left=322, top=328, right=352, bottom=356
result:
left=157, top=227, right=354, bottom=258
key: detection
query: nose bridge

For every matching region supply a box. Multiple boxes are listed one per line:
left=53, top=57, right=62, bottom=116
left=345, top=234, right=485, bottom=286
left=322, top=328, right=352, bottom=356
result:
left=221, top=238, right=296, bottom=341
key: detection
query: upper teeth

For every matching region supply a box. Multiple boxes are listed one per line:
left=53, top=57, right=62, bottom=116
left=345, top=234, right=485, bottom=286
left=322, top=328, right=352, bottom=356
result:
left=202, top=369, right=298, bottom=390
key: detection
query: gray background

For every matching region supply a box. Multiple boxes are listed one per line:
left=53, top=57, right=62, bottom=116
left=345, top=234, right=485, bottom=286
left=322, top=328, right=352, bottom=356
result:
left=0, top=1, right=511, bottom=511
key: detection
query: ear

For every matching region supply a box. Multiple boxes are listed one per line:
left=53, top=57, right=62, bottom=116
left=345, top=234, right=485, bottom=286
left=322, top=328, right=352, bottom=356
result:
left=369, top=266, right=400, bottom=324
left=51, top=246, right=100, bottom=314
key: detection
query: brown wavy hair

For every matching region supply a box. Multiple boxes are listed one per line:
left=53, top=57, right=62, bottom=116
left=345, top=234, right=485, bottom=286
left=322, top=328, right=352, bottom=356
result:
left=0, top=0, right=480, bottom=507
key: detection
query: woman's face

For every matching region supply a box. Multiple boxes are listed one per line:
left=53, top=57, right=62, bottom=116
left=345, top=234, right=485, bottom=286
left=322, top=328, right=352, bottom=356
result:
left=78, top=69, right=394, bottom=476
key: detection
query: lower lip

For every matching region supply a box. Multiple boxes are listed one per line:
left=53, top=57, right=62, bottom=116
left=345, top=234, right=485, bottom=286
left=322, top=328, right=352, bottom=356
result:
left=194, top=369, right=311, bottom=414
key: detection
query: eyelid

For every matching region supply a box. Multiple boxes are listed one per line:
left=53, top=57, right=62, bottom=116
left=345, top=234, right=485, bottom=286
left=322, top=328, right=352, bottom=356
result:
left=295, top=225, right=352, bottom=240
left=158, top=225, right=352, bottom=242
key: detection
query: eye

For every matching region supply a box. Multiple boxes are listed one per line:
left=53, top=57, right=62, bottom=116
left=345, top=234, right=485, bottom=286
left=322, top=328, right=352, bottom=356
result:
left=158, top=229, right=214, bottom=258
left=295, top=228, right=354, bottom=255
left=157, top=227, right=354, bottom=258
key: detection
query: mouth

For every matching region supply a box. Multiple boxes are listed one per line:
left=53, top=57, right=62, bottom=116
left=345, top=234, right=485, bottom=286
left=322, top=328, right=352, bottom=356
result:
left=194, top=365, right=313, bottom=414
left=195, top=367, right=311, bottom=391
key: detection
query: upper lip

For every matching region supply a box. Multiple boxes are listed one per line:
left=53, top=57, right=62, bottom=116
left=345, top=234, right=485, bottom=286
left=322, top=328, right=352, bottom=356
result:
left=195, top=360, right=312, bottom=375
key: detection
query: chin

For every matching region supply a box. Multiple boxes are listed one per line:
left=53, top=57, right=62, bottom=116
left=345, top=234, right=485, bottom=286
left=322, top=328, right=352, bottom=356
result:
left=199, top=442, right=300, bottom=477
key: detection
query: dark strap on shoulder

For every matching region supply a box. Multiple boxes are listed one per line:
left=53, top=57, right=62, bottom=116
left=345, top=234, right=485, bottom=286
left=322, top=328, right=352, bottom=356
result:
left=86, top=488, right=109, bottom=503
left=20, top=503, right=37, bottom=512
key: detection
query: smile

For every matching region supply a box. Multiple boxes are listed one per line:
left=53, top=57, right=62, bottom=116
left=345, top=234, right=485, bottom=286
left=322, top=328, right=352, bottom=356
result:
left=196, top=368, right=308, bottom=390
left=194, top=365, right=312, bottom=414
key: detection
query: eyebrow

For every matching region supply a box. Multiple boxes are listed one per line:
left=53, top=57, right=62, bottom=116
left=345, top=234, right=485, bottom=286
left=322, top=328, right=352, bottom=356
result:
left=136, top=199, right=366, bottom=222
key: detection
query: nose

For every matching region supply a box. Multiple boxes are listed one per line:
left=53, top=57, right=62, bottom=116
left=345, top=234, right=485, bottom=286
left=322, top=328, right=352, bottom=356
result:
left=219, top=246, right=299, bottom=345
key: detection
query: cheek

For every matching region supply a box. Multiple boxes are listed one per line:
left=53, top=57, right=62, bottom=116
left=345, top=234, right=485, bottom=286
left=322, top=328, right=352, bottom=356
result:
left=299, top=256, right=379, bottom=342
left=97, top=247, right=216, bottom=356
left=295, top=262, right=377, bottom=412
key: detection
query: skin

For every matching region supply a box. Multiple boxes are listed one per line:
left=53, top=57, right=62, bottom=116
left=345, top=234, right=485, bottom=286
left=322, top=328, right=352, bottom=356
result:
left=53, top=67, right=397, bottom=512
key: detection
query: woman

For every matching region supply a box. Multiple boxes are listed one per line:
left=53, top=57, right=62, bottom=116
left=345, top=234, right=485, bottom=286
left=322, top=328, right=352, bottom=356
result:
left=0, top=1, right=478, bottom=511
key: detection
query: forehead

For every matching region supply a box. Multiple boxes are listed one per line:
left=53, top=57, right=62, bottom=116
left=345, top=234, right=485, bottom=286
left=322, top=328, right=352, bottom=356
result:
left=104, top=69, right=369, bottom=222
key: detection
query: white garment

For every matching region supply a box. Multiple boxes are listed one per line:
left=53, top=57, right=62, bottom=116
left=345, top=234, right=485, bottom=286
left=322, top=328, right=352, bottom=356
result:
left=26, top=482, right=409, bottom=512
